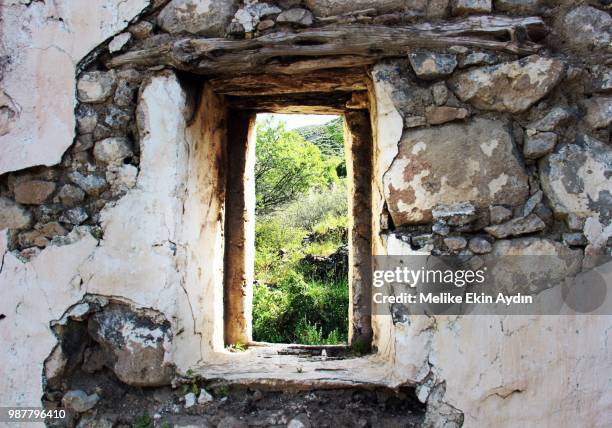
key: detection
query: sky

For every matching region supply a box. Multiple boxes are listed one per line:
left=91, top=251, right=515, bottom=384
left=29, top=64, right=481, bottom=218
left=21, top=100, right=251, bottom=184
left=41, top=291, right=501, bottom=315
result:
left=256, top=113, right=339, bottom=130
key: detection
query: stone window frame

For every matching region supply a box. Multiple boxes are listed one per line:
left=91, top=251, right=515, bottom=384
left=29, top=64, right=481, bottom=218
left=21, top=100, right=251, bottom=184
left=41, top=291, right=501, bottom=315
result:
left=217, top=72, right=375, bottom=352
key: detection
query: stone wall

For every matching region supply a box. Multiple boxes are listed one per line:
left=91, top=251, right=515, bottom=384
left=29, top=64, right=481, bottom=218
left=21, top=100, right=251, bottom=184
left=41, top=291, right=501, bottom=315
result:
left=0, top=0, right=611, bottom=427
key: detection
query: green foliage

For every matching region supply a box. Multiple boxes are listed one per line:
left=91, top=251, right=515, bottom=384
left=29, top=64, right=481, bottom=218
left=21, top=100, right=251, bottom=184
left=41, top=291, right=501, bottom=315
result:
left=214, top=385, right=230, bottom=398
left=133, top=414, right=153, bottom=428
left=179, top=380, right=200, bottom=396
left=274, top=181, right=348, bottom=231
left=227, top=342, right=248, bottom=352
left=253, top=275, right=348, bottom=344
left=255, top=118, right=338, bottom=215
left=296, top=117, right=345, bottom=157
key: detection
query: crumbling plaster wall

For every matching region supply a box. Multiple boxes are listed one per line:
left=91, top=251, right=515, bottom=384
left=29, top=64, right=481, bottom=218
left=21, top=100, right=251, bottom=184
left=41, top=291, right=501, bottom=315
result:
left=0, top=0, right=152, bottom=174
left=0, top=0, right=611, bottom=427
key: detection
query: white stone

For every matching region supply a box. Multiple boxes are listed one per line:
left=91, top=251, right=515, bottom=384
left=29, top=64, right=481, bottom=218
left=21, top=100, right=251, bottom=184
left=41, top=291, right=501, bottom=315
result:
left=184, top=392, right=197, bottom=408
left=198, top=389, right=213, bottom=403
left=108, top=32, right=131, bottom=53
left=93, top=137, right=133, bottom=164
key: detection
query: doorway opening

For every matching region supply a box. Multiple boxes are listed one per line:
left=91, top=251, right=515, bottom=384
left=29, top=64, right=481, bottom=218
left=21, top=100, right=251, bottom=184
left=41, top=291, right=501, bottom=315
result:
left=217, top=70, right=374, bottom=354
left=252, top=113, right=349, bottom=345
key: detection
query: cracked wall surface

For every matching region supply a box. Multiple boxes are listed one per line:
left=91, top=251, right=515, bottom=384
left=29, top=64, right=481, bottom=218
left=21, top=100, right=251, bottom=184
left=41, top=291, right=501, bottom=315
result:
left=0, top=0, right=611, bottom=427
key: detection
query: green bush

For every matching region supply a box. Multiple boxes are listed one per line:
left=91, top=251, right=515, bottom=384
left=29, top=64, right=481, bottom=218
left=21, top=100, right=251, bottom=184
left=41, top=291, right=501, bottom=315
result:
left=274, top=181, right=348, bottom=231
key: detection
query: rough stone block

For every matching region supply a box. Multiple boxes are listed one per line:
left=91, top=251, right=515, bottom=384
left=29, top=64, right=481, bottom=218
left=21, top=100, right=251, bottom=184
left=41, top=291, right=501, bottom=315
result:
left=158, top=0, right=239, bottom=35
left=384, top=118, right=529, bottom=225
left=449, top=56, right=564, bottom=113
left=539, top=134, right=611, bottom=219
left=14, top=180, right=56, bottom=205
left=409, top=52, right=457, bottom=80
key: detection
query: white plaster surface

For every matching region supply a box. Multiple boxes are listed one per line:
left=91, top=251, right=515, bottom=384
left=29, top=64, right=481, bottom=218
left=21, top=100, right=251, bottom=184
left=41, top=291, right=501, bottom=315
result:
left=0, top=0, right=151, bottom=175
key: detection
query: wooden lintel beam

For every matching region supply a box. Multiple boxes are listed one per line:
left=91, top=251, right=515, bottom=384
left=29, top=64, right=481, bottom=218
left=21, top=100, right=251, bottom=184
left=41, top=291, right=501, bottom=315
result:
left=226, top=91, right=356, bottom=113
left=106, top=16, right=545, bottom=76
left=209, top=68, right=369, bottom=96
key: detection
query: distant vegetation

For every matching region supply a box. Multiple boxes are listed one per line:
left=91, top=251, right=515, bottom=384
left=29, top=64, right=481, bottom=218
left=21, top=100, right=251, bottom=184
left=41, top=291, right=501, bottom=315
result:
left=295, top=117, right=344, bottom=157
left=253, top=117, right=349, bottom=345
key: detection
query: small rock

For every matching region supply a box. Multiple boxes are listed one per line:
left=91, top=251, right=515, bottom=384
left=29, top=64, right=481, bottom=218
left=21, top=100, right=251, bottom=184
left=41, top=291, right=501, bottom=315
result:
left=561, top=6, right=612, bottom=54
left=69, top=171, right=108, bottom=196
left=468, top=237, right=492, bottom=254
left=408, top=52, right=457, bottom=80
left=277, top=8, right=313, bottom=26
left=104, top=106, right=131, bottom=130
left=582, top=96, right=612, bottom=129
left=524, top=132, right=557, bottom=160
left=533, top=203, right=553, bottom=225
left=252, top=389, right=264, bottom=401
left=458, top=52, right=498, bottom=68
left=198, top=389, right=213, bottom=404
left=217, top=416, right=248, bottom=428
left=62, top=390, right=99, bottom=413
left=108, top=32, right=131, bottom=53
left=449, top=56, right=564, bottom=113
left=14, top=180, right=56, bottom=205
left=425, top=106, right=469, bottom=125
left=489, top=206, right=512, bottom=225
left=116, top=69, right=143, bottom=84
left=129, top=21, right=154, bottom=40
left=117, top=164, right=138, bottom=189
left=563, top=233, right=587, bottom=246
left=114, top=79, right=137, bottom=107
left=431, top=82, right=449, bottom=106
left=257, top=19, right=275, bottom=31
left=92, top=124, right=113, bottom=141
left=405, top=116, right=427, bottom=128
left=184, top=392, right=197, bottom=408
left=18, top=230, right=48, bottom=248
left=287, top=414, right=311, bottom=428
left=452, top=0, right=492, bottom=15
left=60, top=207, right=89, bottom=225
left=566, top=214, right=585, bottom=231
left=412, top=233, right=433, bottom=249
left=522, top=190, right=542, bottom=217
left=93, top=137, right=133, bottom=164
left=527, top=107, right=573, bottom=132
left=0, top=197, right=32, bottom=229
left=444, top=236, right=467, bottom=250
left=227, top=21, right=245, bottom=36
left=74, top=135, right=94, bottom=152
left=591, top=66, right=612, bottom=94
left=432, top=202, right=477, bottom=226
left=77, top=71, right=116, bottom=103
left=493, top=0, right=540, bottom=14
left=76, top=104, right=98, bottom=134
left=157, top=0, right=238, bottom=36
left=484, top=214, right=546, bottom=238
left=432, top=221, right=450, bottom=236
left=76, top=415, right=114, bottom=428
left=58, top=184, right=86, bottom=206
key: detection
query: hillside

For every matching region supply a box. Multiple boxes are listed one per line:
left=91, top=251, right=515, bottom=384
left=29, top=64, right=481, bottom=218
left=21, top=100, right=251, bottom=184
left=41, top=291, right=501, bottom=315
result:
left=295, top=117, right=344, bottom=157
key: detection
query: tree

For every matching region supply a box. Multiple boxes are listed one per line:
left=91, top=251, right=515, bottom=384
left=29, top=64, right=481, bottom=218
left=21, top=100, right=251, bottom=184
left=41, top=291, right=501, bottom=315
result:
left=255, top=118, right=337, bottom=215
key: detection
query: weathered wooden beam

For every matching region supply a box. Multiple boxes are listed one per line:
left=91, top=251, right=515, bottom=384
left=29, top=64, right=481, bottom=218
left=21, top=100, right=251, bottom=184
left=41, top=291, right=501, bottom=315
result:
left=107, top=16, right=545, bottom=75
left=225, top=91, right=356, bottom=113
left=209, top=68, right=369, bottom=96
